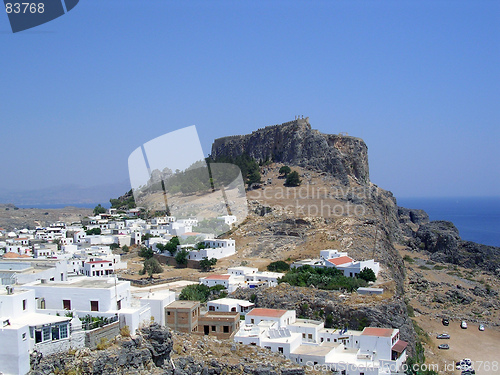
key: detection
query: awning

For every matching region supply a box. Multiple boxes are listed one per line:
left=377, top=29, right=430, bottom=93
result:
left=392, top=340, right=408, bottom=353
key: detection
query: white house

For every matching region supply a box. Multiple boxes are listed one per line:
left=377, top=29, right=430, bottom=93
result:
left=0, top=287, right=74, bottom=375
left=292, top=249, right=380, bottom=278
left=22, top=276, right=131, bottom=313
left=136, top=289, right=175, bottom=326
left=228, top=266, right=258, bottom=276
left=83, top=260, right=115, bottom=277
left=217, top=215, right=237, bottom=226
left=199, top=274, right=245, bottom=293
left=207, top=297, right=255, bottom=315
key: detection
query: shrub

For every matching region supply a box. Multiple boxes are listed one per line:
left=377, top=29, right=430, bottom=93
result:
left=279, top=165, right=291, bottom=177
left=357, top=267, right=376, bottom=282
left=139, top=247, right=154, bottom=259
left=200, top=257, right=217, bottom=272
left=284, top=171, right=301, bottom=187
left=403, top=255, right=415, bottom=263
left=120, top=325, right=131, bottom=337
left=175, top=249, right=189, bottom=267
left=141, top=258, right=163, bottom=277
left=179, top=284, right=211, bottom=302
left=267, top=260, right=290, bottom=272
left=96, top=337, right=111, bottom=350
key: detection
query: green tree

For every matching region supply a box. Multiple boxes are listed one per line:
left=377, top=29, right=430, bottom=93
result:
left=139, top=247, right=154, bottom=259
left=175, top=249, right=189, bottom=267
left=279, top=165, right=291, bottom=177
left=165, top=236, right=180, bottom=256
left=357, top=267, right=377, bottom=282
left=267, top=260, right=290, bottom=272
left=85, top=227, right=101, bottom=236
left=200, top=257, right=217, bottom=272
left=140, top=258, right=163, bottom=277
left=284, top=171, right=301, bottom=187
left=121, top=245, right=129, bottom=253
left=179, top=284, right=211, bottom=302
left=110, top=243, right=120, bottom=250
left=93, top=204, right=106, bottom=215
left=325, top=314, right=334, bottom=328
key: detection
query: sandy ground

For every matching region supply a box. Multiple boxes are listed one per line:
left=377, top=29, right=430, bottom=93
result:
left=414, top=316, right=500, bottom=375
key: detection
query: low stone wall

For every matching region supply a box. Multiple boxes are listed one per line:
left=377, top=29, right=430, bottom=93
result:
left=85, top=321, right=119, bottom=349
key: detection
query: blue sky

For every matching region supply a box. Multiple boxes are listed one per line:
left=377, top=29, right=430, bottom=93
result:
left=0, top=0, right=498, bottom=203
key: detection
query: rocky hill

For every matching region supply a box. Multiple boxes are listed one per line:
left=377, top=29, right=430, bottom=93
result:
left=211, top=118, right=369, bottom=185
left=29, top=324, right=309, bottom=375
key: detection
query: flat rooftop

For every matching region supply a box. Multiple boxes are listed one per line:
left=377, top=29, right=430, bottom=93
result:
left=166, top=300, right=199, bottom=309
left=28, top=277, right=126, bottom=289
left=292, top=344, right=336, bottom=356
left=290, top=318, right=323, bottom=327
left=208, top=297, right=254, bottom=307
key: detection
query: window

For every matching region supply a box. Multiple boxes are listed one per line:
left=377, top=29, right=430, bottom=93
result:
left=90, top=301, right=99, bottom=311
left=35, top=329, right=42, bottom=343
left=209, top=306, right=215, bottom=311
left=23, top=299, right=27, bottom=310
left=22, top=332, right=27, bottom=340
left=211, top=326, right=216, bottom=332
left=60, top=324, right=68, bottom=339
left=302, top=333, right=306, bottom=338
left=52, top=326, right=60, bottom=340
left=308, top=334, right=313, bottom=340
left=223, top=325, right=229, bottom=333
left=42, top=326, right=51, bottom=341
left=278, top=347, right=284, bottom=353
left=63, top=300, right=71, bottom=310
left=264, top=346, right=271, bottom=350
left=251, top=319, right=255, bottom=324
left=167, top=311, right=171, bottom=315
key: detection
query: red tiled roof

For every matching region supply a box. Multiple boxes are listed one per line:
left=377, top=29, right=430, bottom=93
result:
left=361, top=327, right=394, bottom=337
left=3, top=252, right=20, bottom=258
left=182, top=232, right=201, bottom=236
left=327, top=256, right=353, bottom=266
left=392, top=340, right=408, bottom=353
left=87, top=260, right=111, bottom=264
left=247, top=308, right=288, bottom=318
left=205, top=274, right=230, bottom=280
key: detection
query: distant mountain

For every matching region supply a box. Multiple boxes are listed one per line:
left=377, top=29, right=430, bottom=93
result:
left=0, top=180, right=130, bottom=206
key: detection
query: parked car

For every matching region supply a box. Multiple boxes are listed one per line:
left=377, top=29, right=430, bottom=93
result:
left=479, top=324, right=485, bottom=331
left=437, top=333, right=450, bottom=339
left=438, top=344, right=449, bottom=349
left=457, top=359, right=473, bottom=370
left=461, top=320, right=468, bottom=329
left=442, top=318, right=449, bottom=326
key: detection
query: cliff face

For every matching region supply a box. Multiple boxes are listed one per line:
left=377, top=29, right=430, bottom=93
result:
left=211, top=118, right=370, bottom=185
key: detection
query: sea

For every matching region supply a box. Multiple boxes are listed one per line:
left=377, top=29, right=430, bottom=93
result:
left=397, top=197, right=500, bottom=248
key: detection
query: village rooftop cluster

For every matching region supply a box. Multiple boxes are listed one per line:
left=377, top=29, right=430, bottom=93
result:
left=0, top=208, right=396, bottom=375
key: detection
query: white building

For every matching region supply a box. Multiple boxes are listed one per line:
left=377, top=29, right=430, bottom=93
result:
left=199, top=274, right=245, bottom=293
left=217, top=215, right=237, bottom=226
left=0, top=287, right=73, bottom=375
left=292, top=249, right=380, bottom=278
left=234, top=307, right=407, bottom=375
left=207, top=297, right=255, bottom=315
left=83, top=260, right=115, bottom=276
